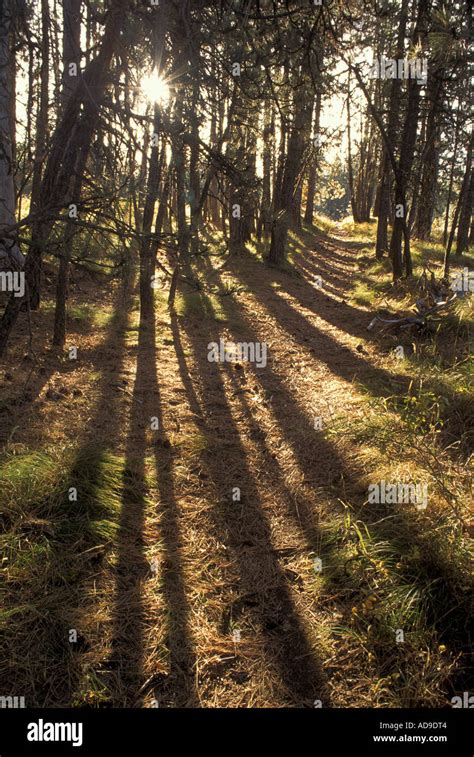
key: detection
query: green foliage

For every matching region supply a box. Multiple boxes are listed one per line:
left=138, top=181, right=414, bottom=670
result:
left=316, top=156, right=349, bottom=220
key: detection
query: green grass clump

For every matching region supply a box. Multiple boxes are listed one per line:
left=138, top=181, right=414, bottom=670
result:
left=321, top=509, right=471, bottom=706
left=0, top=445, right=133, bottom=706
left=176, top=290, right=227, bottom=322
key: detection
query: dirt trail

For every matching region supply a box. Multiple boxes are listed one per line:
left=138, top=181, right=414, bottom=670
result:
left=131, top=229, right=387, bottom=707
left=0, top=229, right=400, bottom=706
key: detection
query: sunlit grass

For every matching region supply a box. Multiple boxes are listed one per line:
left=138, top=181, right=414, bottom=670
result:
left=0, top=445, right=136, bottom=706
left=318, top=429, right=472, bottom=706
left=312, top=213, right=336, bottom=234
left=175, top=290, right=227, bottom=322
left=313, top=219, right=474, bottom=704
left=338, top=216, right=377, bottom=241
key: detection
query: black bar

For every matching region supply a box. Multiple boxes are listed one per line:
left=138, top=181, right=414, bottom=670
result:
left=0, top=708, right=471, bottom=755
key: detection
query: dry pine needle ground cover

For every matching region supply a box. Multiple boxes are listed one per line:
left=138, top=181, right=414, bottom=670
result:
left=0, top=222, right=472, bottom=708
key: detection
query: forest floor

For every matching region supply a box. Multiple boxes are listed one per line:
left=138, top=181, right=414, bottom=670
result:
left=0, top=220, right=472, bottom=708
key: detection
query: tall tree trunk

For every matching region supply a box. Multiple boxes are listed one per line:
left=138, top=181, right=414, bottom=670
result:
left=455, top=138, right=473, bottom=256
left=443, top=108, right=461, bottom=246
left=189, top=70, right=201, bottom=255
left=52, top=217, right=74, bottom=346
left=0, top=0, right=23, bottom=269
left=228, top=109, right=247, bottom=255
left=208, top=68, right=220, bottom=226
left=173, top=140, right=188, bottom=259
left=304, top=91, right=322, bottom=225
left=268, top=61, right=314, bottom=265
left=139, top=14, right=167, bottom=309
left=61, top=0, right=82, bottom=107
left=443, top=130, right=473, bottom=276
left=389, top=0, right=430, bottom=279
left=155, top=157, right=171, bottom=239
left=292, top=182, right=303, bottom=229
left=140, top=105, right=163, bottom=311
left=258, top=97, right=273, bottom=238
left=272, top=115, right=287, bottom=213
left=52, top=0, right=84, bottom=345
left=375, top=0, right=409, bottom=259
left=347, top=74, right=360, bottom=224
left=30, top=0, right=50, bottom=215
left=413, top=72, right=444, bottom=239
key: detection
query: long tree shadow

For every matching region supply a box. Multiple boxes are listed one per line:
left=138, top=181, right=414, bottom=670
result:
left=106, top=299, right=150, bottom=706
left=197, top=256, right=366, bottom=537
left=55, top=276, right=137, bottom=707
left=233, top=244, right=473, bottom=458
left=278, top=227, right=402, bottom=344
left=201, top=257, right=472, bottom=697
left=0, top=345, right=75, bottom=449
left=308, top=223, right=374, bottom=252
left=293, top=252, right=353, bottom=294
left=203, top=226, right=388, bottom=351
left=171, top=303, right=328, bottom=706
left=293, top=241, right=474, bottom=460
left=145, top=291, right=197, bottom=707
left=0, top=282, right=120, bottom=448
left=1, top=275, right=140, bottom=706
left=275, top=259, right=386, bottom=344
left=109, top=290, right=197, bottom=707
left=229, top=254, right=413, bottom=401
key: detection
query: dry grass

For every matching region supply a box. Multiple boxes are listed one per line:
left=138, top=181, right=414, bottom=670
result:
left=0, top=223, right=472, bottom=708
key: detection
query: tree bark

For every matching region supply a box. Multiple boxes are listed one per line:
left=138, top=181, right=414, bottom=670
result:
left=413, top=71, right=444, bottom=239
left=389, top=0, right=430, bottom=279
left=443, top=108, right=461, bottom=246
left=375, top=0, right=409, bottom=259
left=455, top=144, right=473, bottom=256
left=444, top=130, right=473, bottom=275
left=347, top=74, right=360, bottom=224
left=61, top=0, right=82, bottom=107
left=304, top=91, right=321, bottom=225
left=0, top=0, right=24, bottom=269
left=30, top=0, right=50, bottom=215
left=268, top=60, right=313, bottom=265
